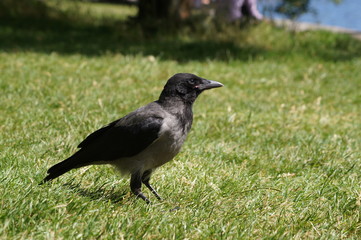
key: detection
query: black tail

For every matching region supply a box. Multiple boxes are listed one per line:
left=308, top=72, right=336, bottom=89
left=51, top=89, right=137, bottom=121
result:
left=41, top=152, right=87, bottom=184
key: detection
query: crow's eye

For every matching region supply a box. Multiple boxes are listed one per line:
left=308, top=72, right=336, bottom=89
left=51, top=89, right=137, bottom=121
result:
left=188, top=79, right=196, bottom=85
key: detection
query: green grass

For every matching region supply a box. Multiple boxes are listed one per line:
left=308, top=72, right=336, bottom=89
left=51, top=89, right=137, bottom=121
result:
left=1, top=2, right=361, bottom=239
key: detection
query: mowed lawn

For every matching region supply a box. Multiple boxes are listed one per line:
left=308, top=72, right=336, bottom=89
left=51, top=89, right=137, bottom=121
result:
left=1, top=3, right=361, bottom=239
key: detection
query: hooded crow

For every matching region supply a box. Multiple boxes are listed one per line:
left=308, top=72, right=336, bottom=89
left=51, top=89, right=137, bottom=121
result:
left=42, top=73, right=223, bottom=203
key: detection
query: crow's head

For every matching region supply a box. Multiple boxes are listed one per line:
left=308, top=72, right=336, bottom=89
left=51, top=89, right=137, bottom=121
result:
left=159, top=73, right=223, bottom=103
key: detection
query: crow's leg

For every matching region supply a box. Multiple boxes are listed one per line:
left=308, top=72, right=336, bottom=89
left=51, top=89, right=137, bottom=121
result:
left=130, top=171, right=150, bottom=204
left=142, top=169, right=162, bottom=200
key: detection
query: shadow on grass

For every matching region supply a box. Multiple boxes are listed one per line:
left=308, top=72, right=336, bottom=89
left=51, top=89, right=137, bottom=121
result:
left=0, top=17, right=265, bottom=62
left=1, top=16, right=360, bottom=62
left=63, top=182, right=127, bottom=204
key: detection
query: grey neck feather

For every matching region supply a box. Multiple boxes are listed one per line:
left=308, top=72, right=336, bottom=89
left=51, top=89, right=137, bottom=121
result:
left=157, top=97, right=194, bottom=133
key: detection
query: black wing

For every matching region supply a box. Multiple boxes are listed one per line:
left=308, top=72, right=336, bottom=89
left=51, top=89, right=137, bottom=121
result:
left=100, top=116, right=163, bottom=159
left=43, top=103, right=165, bottom=182
left=78, top=119, right=119, bottom=149
left=73, top=113, right=164, bottom=163
left=43, top=116, right=163, bottom=182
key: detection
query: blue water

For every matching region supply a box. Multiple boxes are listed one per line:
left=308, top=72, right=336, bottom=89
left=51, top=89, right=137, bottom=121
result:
left=260, top=0, right=361, bottom=32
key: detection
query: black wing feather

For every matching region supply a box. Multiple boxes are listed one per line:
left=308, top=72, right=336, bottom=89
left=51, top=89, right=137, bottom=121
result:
left=77, top=119, right=119, bottom=149
left=42, top=102, right=166, bottom=184
left=43, top=116, right=163, bottom=182
left=99, top=116, right=163, bottom=159
left=73, top=112, right=164, bottom=162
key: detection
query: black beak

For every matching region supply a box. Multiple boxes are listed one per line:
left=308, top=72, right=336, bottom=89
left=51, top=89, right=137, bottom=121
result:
left=197, top=79, right=224, bottom=91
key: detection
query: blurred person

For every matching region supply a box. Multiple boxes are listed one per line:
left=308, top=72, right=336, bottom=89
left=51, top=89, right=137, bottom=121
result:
left=217, top=0, right=263, bottom=22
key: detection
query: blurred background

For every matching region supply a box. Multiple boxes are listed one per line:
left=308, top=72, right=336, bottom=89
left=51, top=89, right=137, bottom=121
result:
left=1, top=0, right=360, bottom=31
left=1, top=0, right=359, bottom=57
left=1, top=1, right=361, bottom=239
